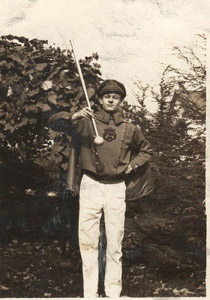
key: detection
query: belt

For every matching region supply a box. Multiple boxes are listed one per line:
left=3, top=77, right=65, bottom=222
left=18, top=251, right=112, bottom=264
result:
left=83, top=170, right=125, bottom=184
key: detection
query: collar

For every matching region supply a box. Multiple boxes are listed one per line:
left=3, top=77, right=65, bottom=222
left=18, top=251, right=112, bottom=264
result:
left=94, top=109, right=124, bottom=125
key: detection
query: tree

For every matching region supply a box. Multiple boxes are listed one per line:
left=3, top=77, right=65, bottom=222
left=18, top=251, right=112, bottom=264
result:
left=0, top=35, right=102, bottom=247
left=0, top=35, right=102, bottom=169
left=122, top=35, right=206, bottom=289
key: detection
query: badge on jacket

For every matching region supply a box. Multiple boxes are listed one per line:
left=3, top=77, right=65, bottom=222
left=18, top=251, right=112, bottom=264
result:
left=103, top=127, right=117, bottom=142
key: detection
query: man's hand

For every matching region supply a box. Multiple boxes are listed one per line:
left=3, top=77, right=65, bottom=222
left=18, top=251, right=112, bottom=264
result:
left=125, top=164, right=133, bottom=174
left=71, top=107, right=94, bottom=120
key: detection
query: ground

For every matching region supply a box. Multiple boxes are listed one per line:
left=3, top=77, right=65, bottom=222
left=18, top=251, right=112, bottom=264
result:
left=0, top=178, right=206, bottom=298
left=0, top=235, right=205, bottom=298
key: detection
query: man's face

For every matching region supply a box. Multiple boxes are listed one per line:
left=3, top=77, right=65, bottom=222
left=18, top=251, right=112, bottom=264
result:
left=99, top=92, right=122, bottom=113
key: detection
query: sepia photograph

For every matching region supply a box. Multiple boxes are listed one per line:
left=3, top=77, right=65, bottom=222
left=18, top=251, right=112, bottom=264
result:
left=0, top=0, right=208, bottom=298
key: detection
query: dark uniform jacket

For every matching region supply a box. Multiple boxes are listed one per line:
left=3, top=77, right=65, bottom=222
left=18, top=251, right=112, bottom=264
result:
left=48, top=109, right=154, bottom=201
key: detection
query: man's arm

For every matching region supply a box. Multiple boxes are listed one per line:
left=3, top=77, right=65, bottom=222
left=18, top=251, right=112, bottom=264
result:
left=48, top=111, right=74, bottom=133
left=48, top=107, right=94, bottom=133
left=129, top=125, right=153, bottom=172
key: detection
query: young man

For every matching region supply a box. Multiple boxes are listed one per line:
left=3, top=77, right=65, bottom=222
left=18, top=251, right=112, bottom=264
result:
left=48, top=79, right=153, bottom=298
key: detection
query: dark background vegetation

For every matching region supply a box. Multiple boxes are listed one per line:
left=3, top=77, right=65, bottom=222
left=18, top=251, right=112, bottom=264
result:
left=0, top=34, right=206, bottom=297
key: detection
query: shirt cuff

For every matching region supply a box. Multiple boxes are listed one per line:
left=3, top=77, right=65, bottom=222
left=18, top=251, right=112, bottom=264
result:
left=130, top=161, right=139, bottom=172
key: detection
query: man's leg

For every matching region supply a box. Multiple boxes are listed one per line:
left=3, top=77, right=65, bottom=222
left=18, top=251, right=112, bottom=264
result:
left=79, top=175, right=103, bottom=298
left=103, top=182, right=126, bottom=298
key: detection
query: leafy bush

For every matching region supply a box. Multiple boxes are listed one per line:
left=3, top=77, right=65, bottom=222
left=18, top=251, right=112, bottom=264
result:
left=0, top=35, right=102, bottom=168
left=124, top=35, right=206, bottom=281
left=0, top=35, right=206, bottom=294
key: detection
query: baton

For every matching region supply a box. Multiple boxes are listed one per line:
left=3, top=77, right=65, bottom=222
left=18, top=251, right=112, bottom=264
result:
left=69, top=40, right=104, bottom=146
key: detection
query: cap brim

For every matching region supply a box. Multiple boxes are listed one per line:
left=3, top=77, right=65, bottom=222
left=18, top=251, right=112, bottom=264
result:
left=99, top=85, right=125, bottom=97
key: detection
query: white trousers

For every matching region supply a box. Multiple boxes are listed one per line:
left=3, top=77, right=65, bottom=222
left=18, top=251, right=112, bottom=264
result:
left=79, top=174, right=126, bottom=298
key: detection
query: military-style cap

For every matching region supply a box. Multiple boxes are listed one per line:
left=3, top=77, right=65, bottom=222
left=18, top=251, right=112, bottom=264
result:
left=97, top=79, right=126, bottom=99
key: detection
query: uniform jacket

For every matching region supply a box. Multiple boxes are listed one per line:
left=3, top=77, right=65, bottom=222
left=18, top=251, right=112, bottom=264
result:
left=48, top=109, right=154, bottom=201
